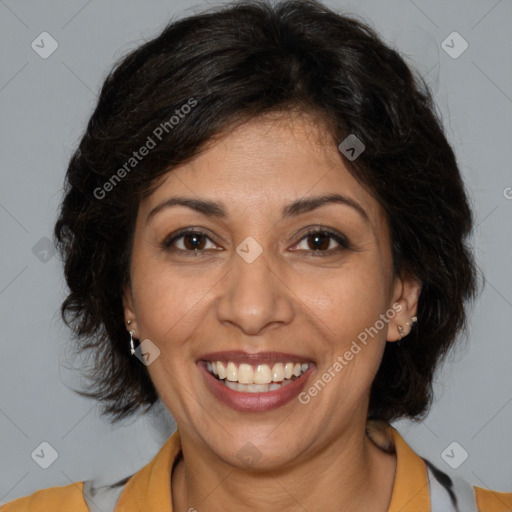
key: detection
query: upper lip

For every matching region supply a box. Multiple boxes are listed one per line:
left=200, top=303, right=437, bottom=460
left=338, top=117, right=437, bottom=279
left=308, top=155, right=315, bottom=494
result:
left=197, top=351, right=314, bottom=365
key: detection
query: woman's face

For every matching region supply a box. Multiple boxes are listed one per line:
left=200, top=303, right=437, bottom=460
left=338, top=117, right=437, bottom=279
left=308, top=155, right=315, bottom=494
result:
left=124, top=112, right=419, bottom=469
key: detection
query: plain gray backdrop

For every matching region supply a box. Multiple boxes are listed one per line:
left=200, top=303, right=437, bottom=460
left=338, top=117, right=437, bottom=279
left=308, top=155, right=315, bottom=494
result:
left=1, top=0, right=511, bottom=504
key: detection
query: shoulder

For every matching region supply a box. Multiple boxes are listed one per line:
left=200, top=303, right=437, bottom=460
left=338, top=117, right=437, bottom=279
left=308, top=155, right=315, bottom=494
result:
left=378, top=423, right=511, bottom=512
left=475, top=486, right=512, bottom=512
left=1, top=430, right=181, bottom=512
left=0, top=481, right=88, bottom=512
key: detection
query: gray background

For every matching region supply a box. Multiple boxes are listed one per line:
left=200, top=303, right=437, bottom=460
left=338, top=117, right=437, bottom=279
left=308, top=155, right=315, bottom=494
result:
left=1, top=0, right=511, bottom=504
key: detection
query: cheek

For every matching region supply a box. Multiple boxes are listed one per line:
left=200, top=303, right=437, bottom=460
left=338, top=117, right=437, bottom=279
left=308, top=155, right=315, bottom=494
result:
left=294, top=259, right=392, bottom=396
left=301, top=274, right=390, bottom=407
left=297, top=262, right=391, bottom=335
left=131, top=258, right=218, bottom=348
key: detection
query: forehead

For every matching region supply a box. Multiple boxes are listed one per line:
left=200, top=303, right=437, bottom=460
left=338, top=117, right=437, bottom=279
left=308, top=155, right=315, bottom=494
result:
left=140, top=112, right=385, bottom=228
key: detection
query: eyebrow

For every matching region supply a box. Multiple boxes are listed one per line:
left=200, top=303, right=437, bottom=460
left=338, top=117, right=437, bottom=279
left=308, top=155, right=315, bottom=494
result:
left=146, top=193, right=369, bottom=224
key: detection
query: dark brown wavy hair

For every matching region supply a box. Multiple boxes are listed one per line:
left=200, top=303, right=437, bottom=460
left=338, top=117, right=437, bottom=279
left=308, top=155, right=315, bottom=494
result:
left=54, top=0, right=477, bottom=424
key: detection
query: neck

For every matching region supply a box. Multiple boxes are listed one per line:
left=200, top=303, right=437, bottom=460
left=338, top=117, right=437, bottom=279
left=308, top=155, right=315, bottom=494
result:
left=171, top=422, right=396, bottom=512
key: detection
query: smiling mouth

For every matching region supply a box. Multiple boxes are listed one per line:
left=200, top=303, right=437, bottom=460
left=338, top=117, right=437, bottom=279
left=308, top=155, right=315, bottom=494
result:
left=204, top=360, right=311, bottom=393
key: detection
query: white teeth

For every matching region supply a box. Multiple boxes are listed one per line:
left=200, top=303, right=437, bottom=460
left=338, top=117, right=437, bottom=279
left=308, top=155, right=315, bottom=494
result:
left=254, top=364, right=272, bottom=384
left=205, top=360, right=310, bottom=387
left=225, top=381, right=269, bottom=392
left=224, top=380, right=294, bottom=393
left=271, top=363, right=285, bottom=382
left=217, top=361, right=226, bottom=379
left=226, top=362, right=238, bottom=382
left=238, top=363, right=253, bottom=384
left=284, top=362, right=294, bottom=379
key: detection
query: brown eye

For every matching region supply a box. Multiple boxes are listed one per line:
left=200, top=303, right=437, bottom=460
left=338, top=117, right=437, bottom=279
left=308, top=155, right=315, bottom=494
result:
left=163, top=230, right=218, bottom=252
left=305, top=232, right=331, bottom=251
left=181, top=232, right=207, bottom=250
left=293, top=229, right=350, bottom=256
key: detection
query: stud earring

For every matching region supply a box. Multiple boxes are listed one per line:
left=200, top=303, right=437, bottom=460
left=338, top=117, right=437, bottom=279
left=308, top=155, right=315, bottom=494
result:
left=404, top=316, right=418, bottom=333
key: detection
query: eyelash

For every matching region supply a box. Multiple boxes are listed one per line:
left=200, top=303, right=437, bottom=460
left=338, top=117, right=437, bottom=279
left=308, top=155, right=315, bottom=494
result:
left=162, top=227, right=351, bottom=257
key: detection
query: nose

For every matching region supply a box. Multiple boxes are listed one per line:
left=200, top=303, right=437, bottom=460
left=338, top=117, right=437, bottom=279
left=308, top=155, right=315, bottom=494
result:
left=216, top=245, right=294, bottom=336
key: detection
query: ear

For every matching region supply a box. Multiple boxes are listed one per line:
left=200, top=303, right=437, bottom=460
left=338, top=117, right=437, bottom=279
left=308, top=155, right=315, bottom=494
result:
left=386, top=273, right=422, bottom=342
left=122, top=283, right=138, bottom=335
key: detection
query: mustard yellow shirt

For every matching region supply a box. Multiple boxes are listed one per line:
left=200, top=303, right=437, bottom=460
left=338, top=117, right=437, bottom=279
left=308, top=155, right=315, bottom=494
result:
left=2, top=426, right=511, bottom=511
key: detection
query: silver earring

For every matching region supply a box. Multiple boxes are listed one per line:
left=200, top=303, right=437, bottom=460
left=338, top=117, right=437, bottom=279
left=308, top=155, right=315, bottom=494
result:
left=129, top=330, right=135, bottom=355
left=405, top=316, right=418, bottom=327
left=397, top=325, right=404, bottom=338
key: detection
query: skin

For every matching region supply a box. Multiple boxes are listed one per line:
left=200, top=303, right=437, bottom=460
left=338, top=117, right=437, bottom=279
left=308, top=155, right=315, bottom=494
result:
left=123, top=111, right=421, bottom=511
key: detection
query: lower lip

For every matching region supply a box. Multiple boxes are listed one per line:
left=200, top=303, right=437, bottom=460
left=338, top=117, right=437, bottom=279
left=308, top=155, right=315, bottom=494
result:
left=198, top=361, right=314, bottom=412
